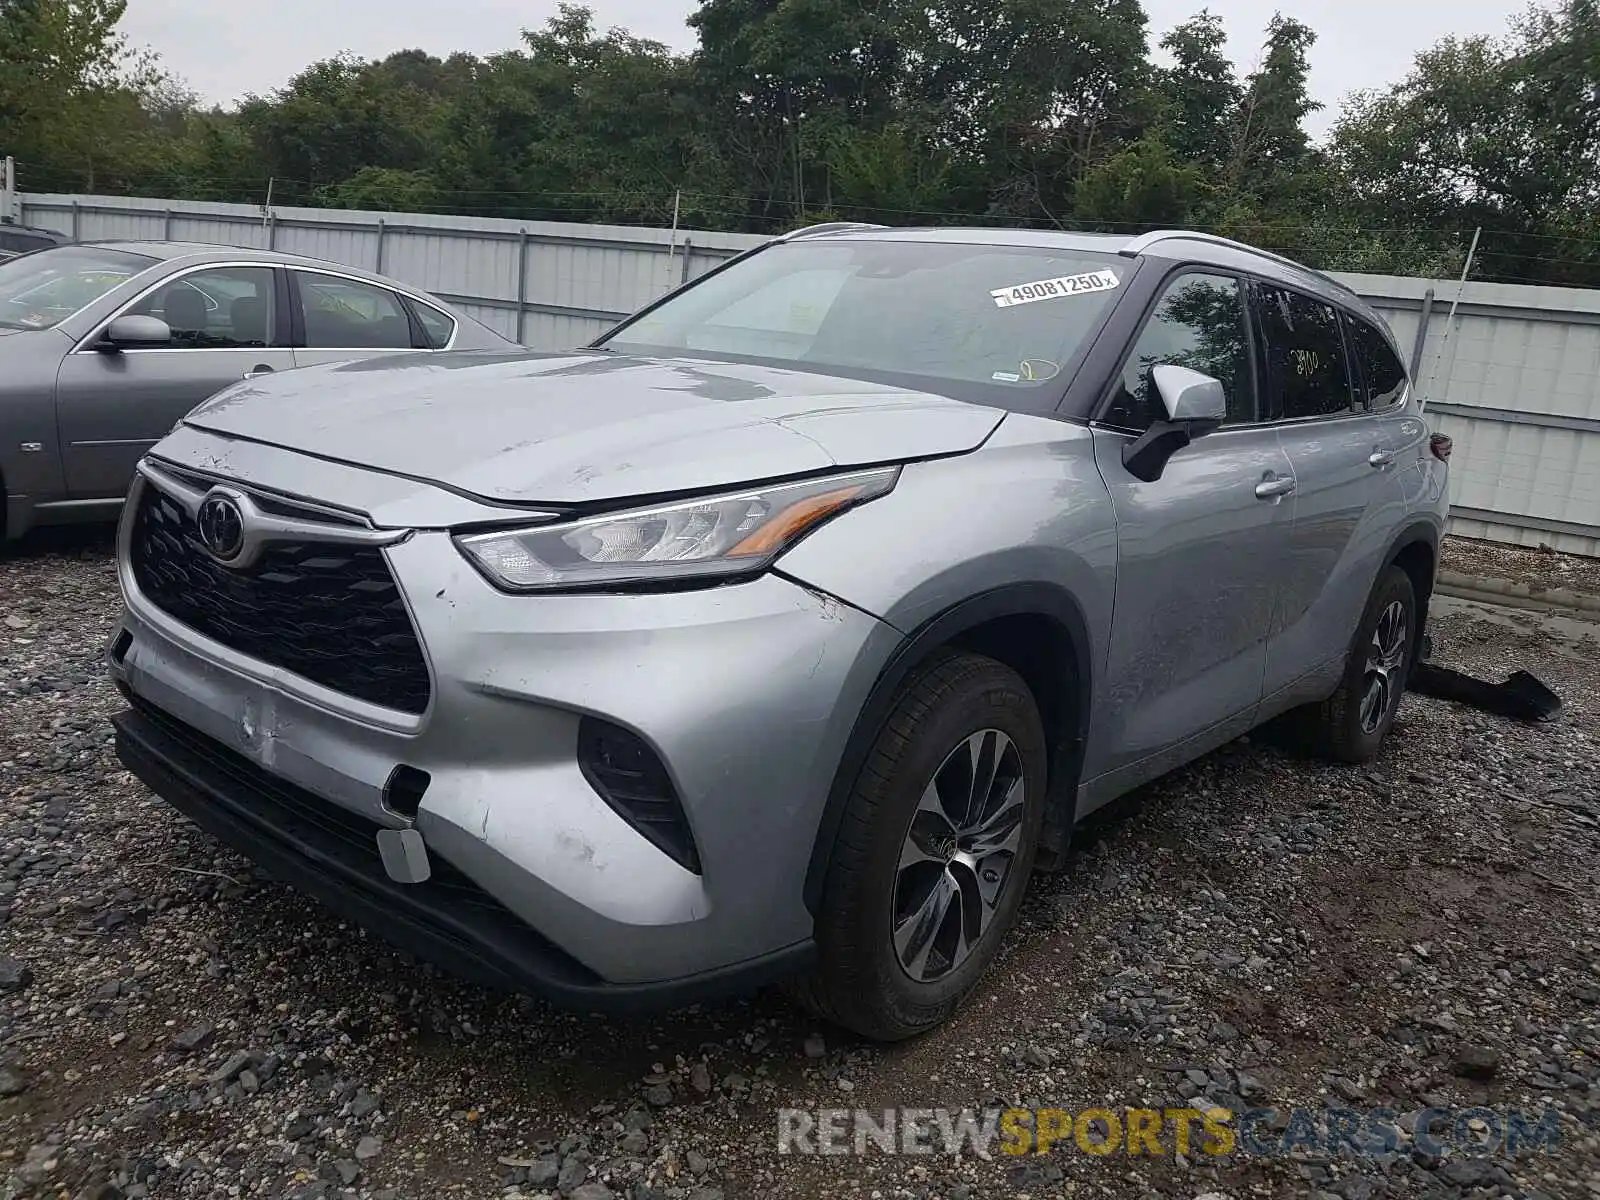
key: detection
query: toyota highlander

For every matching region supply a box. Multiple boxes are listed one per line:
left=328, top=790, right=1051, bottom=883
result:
left=106, top=224, right=1452, bottom=1040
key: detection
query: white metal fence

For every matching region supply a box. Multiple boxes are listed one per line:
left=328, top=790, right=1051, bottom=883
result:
left=1342, top=272, right=1600, bottom=555
left=20, top=192, right=766, bottom=349
left=15, top=191, right=1600, bottom=555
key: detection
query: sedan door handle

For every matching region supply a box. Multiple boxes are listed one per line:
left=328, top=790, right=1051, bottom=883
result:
left=1369, top=448, right=1397, bottom=468
left=1255, top=475, right=1296, bottom=500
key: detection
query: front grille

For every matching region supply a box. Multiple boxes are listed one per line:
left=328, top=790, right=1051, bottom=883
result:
left=130, top=483, right=432, bottom=715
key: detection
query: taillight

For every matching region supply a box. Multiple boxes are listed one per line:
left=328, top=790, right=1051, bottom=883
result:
left=1429, top=434, right=1453, bottom=461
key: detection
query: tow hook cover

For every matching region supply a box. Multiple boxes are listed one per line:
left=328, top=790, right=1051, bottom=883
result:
left=376, top=828, right=432, bottom=884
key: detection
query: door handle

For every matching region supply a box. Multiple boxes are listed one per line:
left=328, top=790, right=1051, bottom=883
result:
left=1255, top=475, right=1296, bottom=500
left=1369, top=448, right=1396, bottom=468
left=244, top=365, right=275, bottom=380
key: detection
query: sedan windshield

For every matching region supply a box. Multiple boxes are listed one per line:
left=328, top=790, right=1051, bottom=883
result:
left=597, top=238, right=1130, bottom=403
left=0, top=245, right=157, bottom=330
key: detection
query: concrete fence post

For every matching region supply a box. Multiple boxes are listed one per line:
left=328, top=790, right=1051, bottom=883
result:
left=375, top=219, right=387, bottom=274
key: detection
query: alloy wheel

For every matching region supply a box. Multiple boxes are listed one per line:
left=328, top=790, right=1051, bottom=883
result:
left=1360, top=599, right=1410, bottom=735
left=891, top=730, right=1027, bottom=983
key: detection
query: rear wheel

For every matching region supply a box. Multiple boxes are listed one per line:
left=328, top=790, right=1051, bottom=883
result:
left=1285, top=565, right=1418, bottom=763
left=790, top=651, right=1047, bottom=1041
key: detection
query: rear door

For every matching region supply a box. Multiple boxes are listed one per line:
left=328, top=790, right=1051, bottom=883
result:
left=1346, top=310, right=1431, bottom=513
left=54, top=264, right=294, bottom=498
left=1252, top=283, right=1409, bottom=702
left=1086, top=270, right=1297, bottom=787
left=287, top=269, right=427, bottom=369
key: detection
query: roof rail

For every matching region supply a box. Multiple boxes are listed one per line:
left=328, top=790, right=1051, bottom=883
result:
left=779, top=221, right=889, bottom=241
left=1120, top=230, right=1357, bottom=296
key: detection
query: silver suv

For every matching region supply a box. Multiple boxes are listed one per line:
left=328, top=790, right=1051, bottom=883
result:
left=108, top=225, right=1452, bottom=1041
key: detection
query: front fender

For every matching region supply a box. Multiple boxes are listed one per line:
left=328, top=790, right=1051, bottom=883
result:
left=775, top=415, right=1117, bottom=640
left=0, top=329, right=74, bottom=534
left=774, top=414, right=1119, bottom=911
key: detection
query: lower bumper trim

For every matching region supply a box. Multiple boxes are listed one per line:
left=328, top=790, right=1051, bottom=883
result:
left=111, top=701, right=814, bottom=1013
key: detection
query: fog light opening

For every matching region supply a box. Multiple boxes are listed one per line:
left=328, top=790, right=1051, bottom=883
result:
left=577, top=716, right=702, bottom=874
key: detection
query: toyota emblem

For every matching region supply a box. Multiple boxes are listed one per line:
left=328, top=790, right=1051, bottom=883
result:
left=196, top=493, right=246, bottom=562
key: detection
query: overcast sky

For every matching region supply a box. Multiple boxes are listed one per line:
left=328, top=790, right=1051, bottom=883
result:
left=121, top=0, right=1526, bottom=138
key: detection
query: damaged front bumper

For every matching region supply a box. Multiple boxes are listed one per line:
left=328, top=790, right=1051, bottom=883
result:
left=110, top=697, right=813, bottom=1010
left=107, top=461, right=901, bottom=1009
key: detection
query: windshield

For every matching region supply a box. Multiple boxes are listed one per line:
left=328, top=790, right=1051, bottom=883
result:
left=0, top=245, right=158, bottom=331
left=598, top=239, right=1130, bottom=402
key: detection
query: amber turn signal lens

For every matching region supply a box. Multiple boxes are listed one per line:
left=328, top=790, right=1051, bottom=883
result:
left=729, top=486, right=865, bottom=556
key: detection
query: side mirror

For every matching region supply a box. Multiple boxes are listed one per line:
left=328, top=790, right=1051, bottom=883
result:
left=1154, top=364, right=1227, bottom=426
left=1122, top=365, right=1228, bottom=483
left=98, top=314, right=171, bottom=350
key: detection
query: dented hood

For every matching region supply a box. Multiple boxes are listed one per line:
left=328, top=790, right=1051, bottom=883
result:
left=181, top=350, right=1005, bottom=506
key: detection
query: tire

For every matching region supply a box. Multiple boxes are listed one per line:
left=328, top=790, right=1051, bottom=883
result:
left=790, top=650, right=1048, bottom=1041
left=1288, top=564, right=1418, bottom=764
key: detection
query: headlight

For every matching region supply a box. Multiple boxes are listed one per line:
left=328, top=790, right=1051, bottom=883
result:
left=454, top=466, right=900, bottom=591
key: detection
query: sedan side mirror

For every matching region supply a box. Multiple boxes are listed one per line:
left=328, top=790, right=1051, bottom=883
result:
left=1122, top=365, right=1228, bottom=483
left=98, top=314, right=171, bottom=350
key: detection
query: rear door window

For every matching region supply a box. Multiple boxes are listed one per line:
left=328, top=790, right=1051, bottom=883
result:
left=295, top=273, right=415, bottom=349
left=1252, top=285, right=1358, bottom=421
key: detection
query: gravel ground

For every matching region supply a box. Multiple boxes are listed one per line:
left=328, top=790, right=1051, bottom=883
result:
left=1442, top=536, right=1600, bottom=597
left=2, top=527, right=1598, bottom=1200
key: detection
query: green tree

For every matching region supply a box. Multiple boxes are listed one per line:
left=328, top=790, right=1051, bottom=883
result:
left=433, top=6, right=729, bottom=226
left=1331, top=0, right=1600, bottom=284
left=316, top=166, right=442, bottom=212
left=825, top=122, right=951, bottom=219
left=689, top=0, right=908, bottom=223
left=903, top=0, right=1152, bottom=223
left=3, top=0, right=1591, bottom=286
left=238, top=53, right=447, bottom=205
left=0, top=0, right=167, bottom=190
left=1230, top=13, right=1321, bottom=190
left=1074, top=134, right=1204, bottom=229
left=1156, top=11, right=1241, bottom=167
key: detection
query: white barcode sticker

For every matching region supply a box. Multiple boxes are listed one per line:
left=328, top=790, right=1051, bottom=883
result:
left=992, top=269, right=1120, bottom=308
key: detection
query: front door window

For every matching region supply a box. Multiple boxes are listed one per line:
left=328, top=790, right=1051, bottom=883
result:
left=130, top=266, right=277, bottom=349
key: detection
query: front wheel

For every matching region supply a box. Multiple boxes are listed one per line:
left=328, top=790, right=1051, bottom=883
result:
left=790, top=651, right=1048, bottom=1041
left=1290, top=564, right=1419, bottom=763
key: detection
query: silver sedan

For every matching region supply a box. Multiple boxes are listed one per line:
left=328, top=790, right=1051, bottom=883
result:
left=1, top=241, right=520, bottom=540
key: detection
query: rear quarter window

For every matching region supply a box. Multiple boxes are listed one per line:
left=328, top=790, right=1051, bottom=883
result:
left=409, top=300, right=456, bottom=349
left=1346, top=313, right=1408, bottom=410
